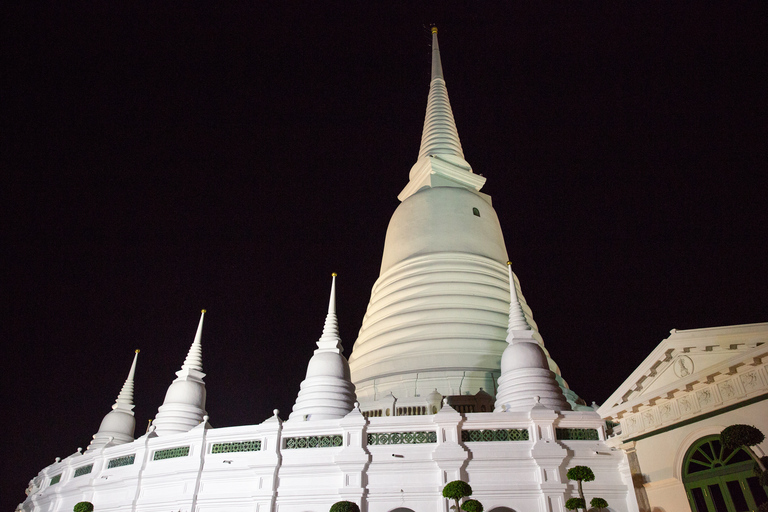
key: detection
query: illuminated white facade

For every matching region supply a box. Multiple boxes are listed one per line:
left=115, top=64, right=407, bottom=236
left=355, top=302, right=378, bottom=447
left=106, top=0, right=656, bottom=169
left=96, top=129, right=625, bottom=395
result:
left=17, top=29, right=640, bottom=512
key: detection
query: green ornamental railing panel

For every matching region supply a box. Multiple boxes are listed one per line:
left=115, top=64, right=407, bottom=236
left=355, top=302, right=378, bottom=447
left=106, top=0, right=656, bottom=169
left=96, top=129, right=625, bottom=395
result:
left=153, top=446, right=190, bottom=460
left=284, top=435, right=343, bottom=449
left=107, top=454, right=136, bottom=468
left=212, top=440, right=262, bottom=453
left=367, top=431, right=438, bottom=445
left=461, top=429, right=529, bottom=442
left=555, top=428, right=599, bottom=441
left=50, top=474, right=61, bottom=485
left=73, top=464, right=93, bottom=477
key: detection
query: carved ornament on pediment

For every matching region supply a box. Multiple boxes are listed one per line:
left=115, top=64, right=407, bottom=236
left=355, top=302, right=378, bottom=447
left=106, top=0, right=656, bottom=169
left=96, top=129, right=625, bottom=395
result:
left=673, top=355, right=694, bottom=378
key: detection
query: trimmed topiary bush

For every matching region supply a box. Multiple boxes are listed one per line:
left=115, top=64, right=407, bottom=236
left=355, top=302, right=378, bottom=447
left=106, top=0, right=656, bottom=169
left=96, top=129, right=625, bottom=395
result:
left=460, top=499, right=483, bottom=512
left=565, top=497, right=585, bottom=510
left=566, top=466, right=607, bottom=512
left=74, top=502, right=94, bottom=512
left=443, top=480, right=473, bottom=511
left=721, top=424, right=767, bottom=472
left=329, top=501, right=360, bottom=512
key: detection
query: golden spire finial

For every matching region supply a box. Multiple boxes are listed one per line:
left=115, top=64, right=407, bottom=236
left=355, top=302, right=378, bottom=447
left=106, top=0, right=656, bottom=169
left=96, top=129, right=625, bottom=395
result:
left=507, top=261, right=512, bottom=266
left=431, top=26, right=438, bottom=34
left=332, top=272, right=338, bottom=277
left=201, top=309, right=206, bottom=313
left=135, top=349, right=140, bottom=354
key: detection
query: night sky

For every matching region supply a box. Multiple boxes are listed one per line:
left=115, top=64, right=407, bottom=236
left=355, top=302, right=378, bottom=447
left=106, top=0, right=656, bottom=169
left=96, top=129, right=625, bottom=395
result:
left=3, top=3, right=767, bottom=508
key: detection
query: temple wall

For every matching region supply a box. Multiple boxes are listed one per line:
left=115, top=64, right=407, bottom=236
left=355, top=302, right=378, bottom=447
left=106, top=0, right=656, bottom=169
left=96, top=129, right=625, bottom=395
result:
left=19, top=407, right=638, bottom=512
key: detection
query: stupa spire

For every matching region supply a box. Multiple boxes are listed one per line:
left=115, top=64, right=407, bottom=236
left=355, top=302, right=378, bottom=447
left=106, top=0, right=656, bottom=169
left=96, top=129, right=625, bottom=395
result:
left=494, top=268, right=570, bottom=413
left=87, top=350, right=140, bottom=451
left=317, top=273, right=342, bottom=352
left=289, top=274, right=356, bottom=421
left=418, top=27, right=464, bottom=161
left=398, top=27, right=484, bottom=202
left=153, top=310, right=208, bottom=436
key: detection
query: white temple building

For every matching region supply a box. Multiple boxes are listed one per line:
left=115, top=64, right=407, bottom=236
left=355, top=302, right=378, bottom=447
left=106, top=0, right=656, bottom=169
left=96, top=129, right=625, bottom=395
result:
left=22, top=27, right=764, bottom=512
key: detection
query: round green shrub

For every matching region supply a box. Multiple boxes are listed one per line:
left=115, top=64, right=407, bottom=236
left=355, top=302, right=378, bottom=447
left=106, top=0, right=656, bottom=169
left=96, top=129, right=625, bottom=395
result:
left=74, top=502, right=94, bottom=512
left=565, top=497, right=585, bottom=510
left=460, top=499, right=483, bottom=512
left=590, top=497, right=609, bottom=509
left=566, top=466, right=595, bottom=482
left=721, top=425, right=765, bottom=449
left=442, top=480, right=473, bottom=500
left=329, top=501, right=360, bottom=512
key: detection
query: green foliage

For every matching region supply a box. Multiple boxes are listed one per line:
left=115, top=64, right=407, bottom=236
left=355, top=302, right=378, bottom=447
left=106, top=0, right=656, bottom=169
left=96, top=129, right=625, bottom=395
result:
left=74, top=503, right=94, bottom=512
left=590, top=497, right=609, bottom=509
left=566, top=466, right=595, bottom=482
left=760, top=470, right=768, bottom=487
left=564, top=497, right=585, bottom=510
left=329, top=501, right=359, bottom=512
left=460, top=499, right=483, bottom=512
left=758, top=502, right=768, bottom=512
left=721, top=424, right=765, bottom=449
left=442, top=480, right=473, bottom=500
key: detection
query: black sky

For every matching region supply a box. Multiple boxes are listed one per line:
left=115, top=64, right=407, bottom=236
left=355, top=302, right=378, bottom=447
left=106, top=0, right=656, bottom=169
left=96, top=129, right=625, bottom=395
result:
left=3, top=3, right=767, bottom=508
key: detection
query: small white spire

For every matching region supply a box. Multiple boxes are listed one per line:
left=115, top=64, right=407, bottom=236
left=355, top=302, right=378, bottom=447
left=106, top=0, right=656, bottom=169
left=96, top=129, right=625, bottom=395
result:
left=87, top=350, right=140, bottom=451
left=317, top=273, right=343, bottom=352
left=418, top=26, right=465, bottom=161
left=289, top=274, right=357, bottom=421
left=113, top=349, right=140, bottom=410
left=153, top=310, right=208, bottom=436
left=507, top=262, right=532, bottom=332
left=181, top=310, right=205, bottom=372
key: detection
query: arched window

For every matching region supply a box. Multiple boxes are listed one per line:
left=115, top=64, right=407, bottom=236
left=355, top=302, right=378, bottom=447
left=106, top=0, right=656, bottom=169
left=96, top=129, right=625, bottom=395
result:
left=683, top=434, right=768, bottom=511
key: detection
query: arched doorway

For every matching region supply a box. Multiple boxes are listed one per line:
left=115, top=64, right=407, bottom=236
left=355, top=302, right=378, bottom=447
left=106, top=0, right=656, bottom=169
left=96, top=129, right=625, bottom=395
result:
left=683, top=434, right=768, bottom=511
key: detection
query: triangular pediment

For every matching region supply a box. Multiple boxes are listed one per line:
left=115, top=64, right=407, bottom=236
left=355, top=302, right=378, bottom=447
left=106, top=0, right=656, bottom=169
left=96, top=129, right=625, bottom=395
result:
left=598, top=323, right=768, bottom=419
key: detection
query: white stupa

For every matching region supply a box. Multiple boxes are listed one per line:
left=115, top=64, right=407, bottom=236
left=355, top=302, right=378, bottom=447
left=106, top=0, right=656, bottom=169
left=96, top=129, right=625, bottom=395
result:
left=495, top=262, right=571, bottom=412
left=289, top=273, right=357, bottom=421
left=152, top=310, right=208, bottom=435
left=86, top=349, right=140, bottom=450
left=348, top=27, right=575, bottom=407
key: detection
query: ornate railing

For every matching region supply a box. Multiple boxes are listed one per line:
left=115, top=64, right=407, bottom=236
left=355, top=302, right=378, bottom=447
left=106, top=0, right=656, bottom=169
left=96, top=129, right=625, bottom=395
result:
left=212, top=440, right=261, bottom=453
left=555, top=428, right=599, bottom=440
left=153, top=446, right=190, bottom=460
left=284, top=435, right=343, bottom=449
left=367, top=431, right=437, bottom=445
left=73, top=464, right=93, bottom=477
left=107, top=454, right=136, bottom=468
left=461, top=429, right=529, bottom=442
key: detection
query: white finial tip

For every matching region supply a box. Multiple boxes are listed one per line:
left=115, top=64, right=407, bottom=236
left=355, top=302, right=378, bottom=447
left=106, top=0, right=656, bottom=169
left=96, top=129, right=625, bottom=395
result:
left=203, top=415, right=209, bottom=422
left=273, top=409, right=279, bottom=416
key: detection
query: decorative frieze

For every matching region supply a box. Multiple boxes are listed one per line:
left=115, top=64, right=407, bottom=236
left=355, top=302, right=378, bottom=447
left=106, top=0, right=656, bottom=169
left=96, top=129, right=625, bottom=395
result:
left=284, top=435, right=343, bottom=449
left=107, top=454, right=136, bottom=468
left=368, top=431, right=437, bottom=445
left=73, top=464, right=93, bottom=478
left=555, top=428, right=599, bottom=441
left=461, top=429, right=528, bottom=442
left=153, top=446, right=190, bottom=460
left=211, top=440, right=261, bottom=453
